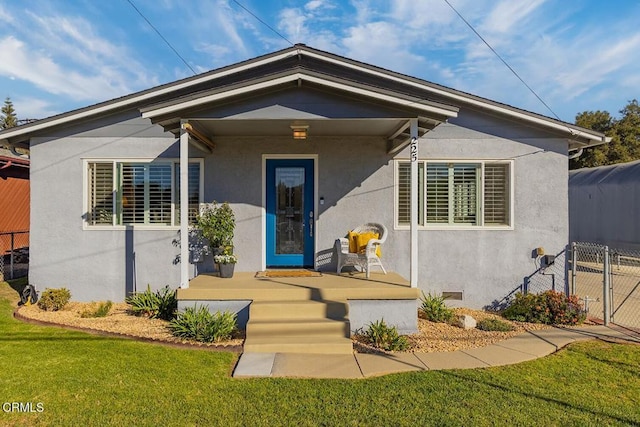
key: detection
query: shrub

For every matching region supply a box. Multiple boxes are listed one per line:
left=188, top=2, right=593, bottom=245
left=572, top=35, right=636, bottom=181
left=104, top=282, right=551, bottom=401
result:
left=503, top=291, right=586, bottom=325
left=169, top=306, right=237, bottom=343
left=476, top=317, right=515, bottom=332
left=37, top=288, right=71, bottom=311
left=80, top=301, right=113, bottom=318
left=361, top=319, right=409, bottom=351
left=419, top=292, right=456, bottom=323
left=126, top=285, right=177, bottom=321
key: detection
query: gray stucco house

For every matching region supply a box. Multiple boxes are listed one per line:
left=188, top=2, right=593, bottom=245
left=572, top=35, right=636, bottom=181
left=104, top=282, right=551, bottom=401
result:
left=0, top=45, right=607, bottom=309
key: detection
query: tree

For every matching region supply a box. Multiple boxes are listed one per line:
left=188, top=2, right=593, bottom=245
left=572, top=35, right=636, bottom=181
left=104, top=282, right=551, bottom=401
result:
left=570, top=99, right=640, bottom=169
left=1, top=97, right=18, bottom=129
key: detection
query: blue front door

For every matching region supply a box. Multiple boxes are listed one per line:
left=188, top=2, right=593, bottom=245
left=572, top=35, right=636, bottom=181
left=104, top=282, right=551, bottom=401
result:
left=266, top=159, right=314, bottom=267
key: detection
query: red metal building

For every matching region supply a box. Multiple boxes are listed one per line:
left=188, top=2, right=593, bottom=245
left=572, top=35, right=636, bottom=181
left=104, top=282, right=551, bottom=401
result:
left=0, top=149, right=30, bottom=254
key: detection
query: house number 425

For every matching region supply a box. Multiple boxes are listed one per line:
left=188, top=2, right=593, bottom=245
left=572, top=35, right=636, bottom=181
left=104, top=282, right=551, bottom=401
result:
left=410, top=138, right=418, bottom=162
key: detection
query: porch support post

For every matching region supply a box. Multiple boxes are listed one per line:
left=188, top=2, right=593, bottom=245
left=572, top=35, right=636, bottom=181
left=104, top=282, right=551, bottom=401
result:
left=410, top=118, right=419, bottom=288
left=179, top=120, right=190, bottom=289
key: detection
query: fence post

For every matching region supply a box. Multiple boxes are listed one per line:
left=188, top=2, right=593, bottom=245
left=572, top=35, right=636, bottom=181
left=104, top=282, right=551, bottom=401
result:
left=570, top=242, right=577, bottom=295
left=603, top=245, right=610, bottom=326
left=9, top=232, right=14, bottom=280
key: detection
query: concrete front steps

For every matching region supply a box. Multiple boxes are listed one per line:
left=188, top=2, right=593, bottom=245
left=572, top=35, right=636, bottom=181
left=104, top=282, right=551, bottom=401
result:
left=244, top=300, right=353, bottom=354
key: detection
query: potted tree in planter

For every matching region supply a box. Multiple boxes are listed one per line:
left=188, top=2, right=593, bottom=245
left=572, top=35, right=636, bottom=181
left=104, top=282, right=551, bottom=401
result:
left=195, top=201, right=236, bottom=276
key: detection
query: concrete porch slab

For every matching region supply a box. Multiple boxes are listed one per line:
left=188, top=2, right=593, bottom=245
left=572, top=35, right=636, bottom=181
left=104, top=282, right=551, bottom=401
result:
left=414, top=351, right=490, bottom=370
left=233, top=352, right=276, bottom=378
left=355, top=353, right=427, bottom=377
left=270, top=353, right=362, bottom=379
left=178, top=271, right=418, bottom=302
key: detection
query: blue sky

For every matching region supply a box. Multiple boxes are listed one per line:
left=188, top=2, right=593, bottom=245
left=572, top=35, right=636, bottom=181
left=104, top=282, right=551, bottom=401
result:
left=0, top=0, right=639, bottom=123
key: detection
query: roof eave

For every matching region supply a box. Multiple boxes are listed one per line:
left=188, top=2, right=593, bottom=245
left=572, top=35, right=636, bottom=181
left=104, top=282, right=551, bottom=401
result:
left=0, top=43, right=607, bottom=146
left=140, top=70, right=459, bottom=121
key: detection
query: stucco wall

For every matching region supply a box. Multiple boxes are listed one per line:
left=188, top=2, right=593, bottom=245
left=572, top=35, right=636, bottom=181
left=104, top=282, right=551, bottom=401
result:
left=29, top=116, right=206, bottom=301
left=30, top=110, right=569, bottom=307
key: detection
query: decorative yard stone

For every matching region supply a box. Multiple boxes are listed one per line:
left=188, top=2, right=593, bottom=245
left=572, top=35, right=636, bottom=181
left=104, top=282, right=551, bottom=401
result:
left=456, top=315, right=477, bottom=330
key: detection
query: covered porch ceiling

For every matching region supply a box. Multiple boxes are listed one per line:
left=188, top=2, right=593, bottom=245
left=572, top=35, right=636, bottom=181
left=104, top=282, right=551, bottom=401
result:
left=175, top=116, right=441, bottom=155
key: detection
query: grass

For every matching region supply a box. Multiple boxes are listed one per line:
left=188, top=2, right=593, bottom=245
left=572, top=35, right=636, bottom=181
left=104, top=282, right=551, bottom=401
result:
left=1, top=279, right=640, bottom=426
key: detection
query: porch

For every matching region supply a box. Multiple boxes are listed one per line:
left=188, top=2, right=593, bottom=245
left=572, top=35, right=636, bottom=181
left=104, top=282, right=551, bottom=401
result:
left=177, top=271, right=420, bottom=354
left=177, top=271, right=418, bottom=301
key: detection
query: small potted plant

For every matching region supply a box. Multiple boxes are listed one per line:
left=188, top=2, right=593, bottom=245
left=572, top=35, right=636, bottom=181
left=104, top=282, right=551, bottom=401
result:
left=195, top=201, right=236, bottom=271
left=214, top=247, right=238, bottom=278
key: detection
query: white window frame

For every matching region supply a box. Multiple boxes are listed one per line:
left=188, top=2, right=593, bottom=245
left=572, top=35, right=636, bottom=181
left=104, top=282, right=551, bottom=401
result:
left=83, top=158, right=204, bottom=230
left=394, top=159, right=514, bottom=230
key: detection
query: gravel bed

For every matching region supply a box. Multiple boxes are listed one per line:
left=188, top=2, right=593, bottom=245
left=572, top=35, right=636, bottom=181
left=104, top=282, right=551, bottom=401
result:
left=17, top=302, right=244, bottom=349
left=18, top=303, right=550, bottom=354
left=354, top=308, right=551, bottom=353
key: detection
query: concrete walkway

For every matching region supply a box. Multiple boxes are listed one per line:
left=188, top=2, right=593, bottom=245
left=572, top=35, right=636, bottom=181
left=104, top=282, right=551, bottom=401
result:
left=233, top=325, right=640, bottom=379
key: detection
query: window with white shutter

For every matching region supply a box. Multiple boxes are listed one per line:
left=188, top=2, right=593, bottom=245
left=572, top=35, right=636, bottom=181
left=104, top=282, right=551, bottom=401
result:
left=397, top=162, right=424, bottom=226
left=86, top=160, right=202, bottom=228
left=452, top=164, right=479, bottom=224
left=88, top=162, right=114, bottom=225
left=484, top=163, right=510, bottom=226
left=396, top=160, right=512, bottom=228
left=175, top=163, right=201, bottom=225
left=426, top=163, right=449, bottom=224
left=120, top=163, right=172, bottom=225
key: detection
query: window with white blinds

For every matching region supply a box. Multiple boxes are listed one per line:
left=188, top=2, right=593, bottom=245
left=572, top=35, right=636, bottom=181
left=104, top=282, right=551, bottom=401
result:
left=397, top=160, right=512, bottom=228
left=484, top=163, right=510, bottom=225
left=397, top=162, right=424, bottom=225
left=88, top=162, right=114, bottom=225
left=86, top=160, right=201, bottom=227
left=174, top=163, right=201, bottom=225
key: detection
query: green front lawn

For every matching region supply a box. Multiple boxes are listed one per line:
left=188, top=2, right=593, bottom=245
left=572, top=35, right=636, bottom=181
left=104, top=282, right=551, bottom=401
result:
left=1, top=280, right=639, bottom=426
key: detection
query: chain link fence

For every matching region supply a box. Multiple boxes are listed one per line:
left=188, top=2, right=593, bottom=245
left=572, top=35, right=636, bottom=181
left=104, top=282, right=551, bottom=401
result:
left=0, top=231, right=29, bottom=281
left=524, top=249, right=567, bottom=295
left=571, top=242, right=640, bottom=331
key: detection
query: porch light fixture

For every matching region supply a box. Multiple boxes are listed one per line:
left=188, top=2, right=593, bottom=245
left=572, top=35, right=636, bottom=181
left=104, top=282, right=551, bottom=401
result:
left=290, top=125, right=309, bottom=140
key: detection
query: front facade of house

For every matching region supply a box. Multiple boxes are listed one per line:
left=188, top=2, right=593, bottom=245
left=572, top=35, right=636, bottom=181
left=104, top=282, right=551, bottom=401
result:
left=0, top=45, right=606, bottom=308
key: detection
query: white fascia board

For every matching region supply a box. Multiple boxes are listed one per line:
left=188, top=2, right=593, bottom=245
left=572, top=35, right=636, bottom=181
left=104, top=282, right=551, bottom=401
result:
left=142, top=72, right=459, bottom=120
left=0, top=51, right=299, bottom=141
left=142, top=74, right=300, bottom=119
left=301, top=50, right=606, bottom=143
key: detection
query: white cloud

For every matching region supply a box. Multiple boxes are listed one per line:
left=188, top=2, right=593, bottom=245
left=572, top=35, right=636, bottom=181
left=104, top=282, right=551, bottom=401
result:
left=0, top=4, right=163, bottom=106
left=0, top=36, right=130, bottom=101
left=305, top=0, right=325, bottom=12
left=480, top=0, right=547, bottom=34
left=13, top=97, right=58, bottom=120
left=551, top=33, right=640, bottom=100
left=342, top=21, right=428, bottom=75
left=0, top=4, right=13, bottom=23
left=278, top=8, right=308, bottom=43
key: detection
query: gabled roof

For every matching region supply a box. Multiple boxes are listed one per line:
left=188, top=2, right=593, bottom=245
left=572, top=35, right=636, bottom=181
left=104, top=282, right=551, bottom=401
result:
left=0, top=44, right=608, bottom=148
